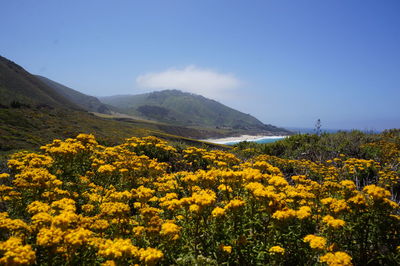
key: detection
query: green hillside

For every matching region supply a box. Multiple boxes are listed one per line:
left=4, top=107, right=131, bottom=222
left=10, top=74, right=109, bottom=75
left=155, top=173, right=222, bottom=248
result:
left=100, top=90, right=291, bottom=135
left=35, top=75, right=112, bottom=114
left=0, top=107, right=231, bottom=152
left=0, top=56, right=78, bottom=109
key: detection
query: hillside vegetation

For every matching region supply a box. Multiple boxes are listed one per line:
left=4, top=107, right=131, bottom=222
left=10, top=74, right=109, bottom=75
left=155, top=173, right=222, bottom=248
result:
left=0, top=132, right=399, bottom=265
left=0, top=107, right=228, bottom=153
left=0, top=56, right=78, bottom=110
left=100, top=90, right=290, bottom=135
left=233, top=129, right=400, bottom=163
left=35, top=75, right=112, bottom=114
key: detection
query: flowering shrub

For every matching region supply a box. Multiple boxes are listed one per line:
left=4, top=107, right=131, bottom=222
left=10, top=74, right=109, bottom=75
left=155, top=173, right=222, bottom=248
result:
left=0, top=134, right=399, bottom=265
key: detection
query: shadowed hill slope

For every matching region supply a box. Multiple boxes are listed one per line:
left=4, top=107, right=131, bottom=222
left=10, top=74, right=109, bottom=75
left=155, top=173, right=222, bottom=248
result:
left=35, top=75, right=112, bottom=114
left=0, top=56, right=79, bottom=109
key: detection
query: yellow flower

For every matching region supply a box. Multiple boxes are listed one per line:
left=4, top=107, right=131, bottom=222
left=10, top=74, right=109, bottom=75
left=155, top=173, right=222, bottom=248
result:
left=189, top=204, right=200, bottom=213
left=322, top=215, right=345, bottom=229
left=340, top=180, right=356, bottom=191
left=98, top=238, right=139, bottom=260
left=320, top=251, right=353, bottom=266
left=13, top=168, right=58, bottom=188
left=303, top=235, right=327, bottom=250
left=0, top=184, right=12, bottom=194
left=64, top=228, right=93, bottom=246
left=82, top=204, right=95, bottom=213
left=0, top=173, right=10, bottom=179
left=100, top=202, right=130, bottom=216
left=383, top=198, right=399, bottom=209
left=76, top=133, right=98, bottom=146
left=139, top=247, right=163, bottom=265
left=133, top=226, right=145, bottom=237
left=132, top=186, right=155, bottom=202
left=97, top=164, right=116, bottom=173
left=272, top=209, right=296, bottom=220
left=268, top=175, right=289, bottom=187
left=269, top=245, right=285, bottom=255
left=191, top=189, right=216, bottom=207
left=211, top=207, right=225, bottom=218
left=90, top=219, right=110, bottom=231
left=36, top=227, right=64, bottom=246
left=52, top=211, right=79, bottom=229
left=102, top=260, right=117, bottom=266
left=218, top=184, right=233, bottom=192
left=51, top=198, right=76, bottom=213
left=0, top=237, right=36, bottom=265
left=106, top=190, right=133, bottom=202
left=0, top=213, right=30, bottom=233
left=363, top=185, right=391, bottom=200
left=31, top=212, right=53, bottom=229
left=160, top=222, right=180, bottom=238
left=321, top=198, right=349, bottom=213
left=296, top=206, right=312, bottom=219
left=347, top=194, right=367, bottom=207
left=224, top=199, right=245, bottom=210
left=139, top=207, right=163, bottom=218
left=221, top=245, right=232, bottom=253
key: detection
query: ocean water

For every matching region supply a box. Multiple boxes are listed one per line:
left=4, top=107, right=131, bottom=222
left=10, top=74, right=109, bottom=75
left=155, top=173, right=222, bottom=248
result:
left=224, top=137, right=285, bottom=145
left=256, top=137, right=285, bottom=144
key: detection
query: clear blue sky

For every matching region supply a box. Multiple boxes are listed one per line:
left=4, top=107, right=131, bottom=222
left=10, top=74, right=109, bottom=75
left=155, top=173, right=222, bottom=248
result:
left=2, top=0, right=399, bottom=130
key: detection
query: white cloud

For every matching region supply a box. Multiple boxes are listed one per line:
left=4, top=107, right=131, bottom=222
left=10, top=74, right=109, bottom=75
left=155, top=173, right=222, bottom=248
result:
left=135, top=66, right=241, bottom=99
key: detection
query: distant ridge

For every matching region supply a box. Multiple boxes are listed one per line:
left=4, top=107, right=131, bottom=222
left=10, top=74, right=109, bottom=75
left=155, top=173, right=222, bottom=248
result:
left=100, top=90, right=291, bottom=135
left=35, top=75, right=111, bottom=114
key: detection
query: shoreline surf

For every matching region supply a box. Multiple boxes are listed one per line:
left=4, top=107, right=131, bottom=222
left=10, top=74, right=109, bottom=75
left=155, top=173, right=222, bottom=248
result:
left=202, top=135, right=287, bottom=145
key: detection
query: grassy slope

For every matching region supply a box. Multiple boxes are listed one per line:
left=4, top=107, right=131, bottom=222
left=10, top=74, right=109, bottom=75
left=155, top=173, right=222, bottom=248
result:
left=0, top=56, right=78, bottom=109
left=35, top=75, right=112, bottom=114
left=0, top=106, right=230, bottom=153
left=100, top=90, right=291, bottom=134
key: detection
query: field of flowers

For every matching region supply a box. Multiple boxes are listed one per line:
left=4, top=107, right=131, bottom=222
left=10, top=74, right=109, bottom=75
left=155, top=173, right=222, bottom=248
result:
left=0, top=134, right=399, bottom=265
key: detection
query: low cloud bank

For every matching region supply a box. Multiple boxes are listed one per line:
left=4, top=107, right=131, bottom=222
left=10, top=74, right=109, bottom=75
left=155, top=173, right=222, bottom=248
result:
left=136, top=66, right=241, bottom=98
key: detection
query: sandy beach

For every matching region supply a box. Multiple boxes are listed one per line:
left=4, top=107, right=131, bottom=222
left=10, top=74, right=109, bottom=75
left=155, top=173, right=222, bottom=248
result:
left=202, top=135, right=287, bottom=144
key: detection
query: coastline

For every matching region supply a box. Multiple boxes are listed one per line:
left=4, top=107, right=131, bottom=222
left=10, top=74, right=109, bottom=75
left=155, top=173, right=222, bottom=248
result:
left=202, top=135, right=287, bottom=144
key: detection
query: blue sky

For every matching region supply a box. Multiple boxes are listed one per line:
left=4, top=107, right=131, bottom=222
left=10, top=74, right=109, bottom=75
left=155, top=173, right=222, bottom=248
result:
left=2, top=0, right=399, bottom=130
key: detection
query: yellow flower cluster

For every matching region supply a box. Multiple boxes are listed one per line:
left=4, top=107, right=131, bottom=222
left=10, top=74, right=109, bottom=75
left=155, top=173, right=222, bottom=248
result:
left=220, top=245, right=232, bottom=254
left=0, top=134, right=398, bottom=265
left=97, top=238, right=139, bottom=260
left=0, top=237, right=36, bottom=265
left=303, top=235, right=327, bottom=250
left=160, top=222, right=180, bottom=240
left=320, top=251, right=353, bottom=266
left=322, top=215, right=345, bottom=229
left=269, top=245, right=285, bottom=255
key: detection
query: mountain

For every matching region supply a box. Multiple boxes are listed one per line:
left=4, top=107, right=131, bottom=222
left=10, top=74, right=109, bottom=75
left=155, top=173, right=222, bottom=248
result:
left=35, top=75, right=112, bottom=114
left=100, top=90, right=291, bottom=135
left=0, top=56, right=78, bottom=109
left=0, top=56, right=228, bottom=152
